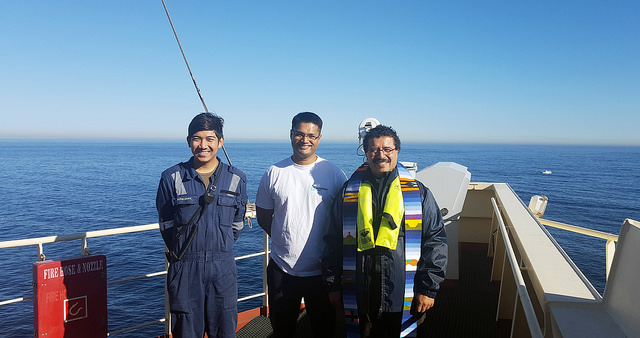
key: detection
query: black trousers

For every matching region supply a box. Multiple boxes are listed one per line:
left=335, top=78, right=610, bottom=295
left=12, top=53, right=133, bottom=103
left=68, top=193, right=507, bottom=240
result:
left=359, top=312, right=403, bottom=338
left=267, top=259, right=336, bottom=338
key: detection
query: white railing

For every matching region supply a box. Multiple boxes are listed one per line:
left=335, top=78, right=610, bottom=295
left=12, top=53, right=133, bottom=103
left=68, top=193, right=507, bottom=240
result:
left=537, top=218, right=619, bottom=279
left=0, top=221, right=269, bottom=336
left=491, top=197, right=544, bottom=338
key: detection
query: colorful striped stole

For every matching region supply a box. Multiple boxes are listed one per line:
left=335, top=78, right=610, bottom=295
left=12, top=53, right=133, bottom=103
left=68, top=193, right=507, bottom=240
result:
left=342, top=163, right=423, bottom=337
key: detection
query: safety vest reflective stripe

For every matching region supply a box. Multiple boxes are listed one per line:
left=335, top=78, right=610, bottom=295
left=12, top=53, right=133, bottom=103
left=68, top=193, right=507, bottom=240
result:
left=171, top=171, right=187, bottom=196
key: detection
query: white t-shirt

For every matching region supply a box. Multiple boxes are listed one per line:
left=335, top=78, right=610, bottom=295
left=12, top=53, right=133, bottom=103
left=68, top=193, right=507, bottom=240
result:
left=255, top=156, right=347, bottom=277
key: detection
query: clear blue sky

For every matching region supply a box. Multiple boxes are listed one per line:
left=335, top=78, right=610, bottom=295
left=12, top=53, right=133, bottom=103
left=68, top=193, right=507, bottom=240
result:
left=1, top=1, right=638, bottom=145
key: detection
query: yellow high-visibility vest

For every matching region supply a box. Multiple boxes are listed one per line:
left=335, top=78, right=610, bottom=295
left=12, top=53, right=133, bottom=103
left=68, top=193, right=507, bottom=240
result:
left=356, top=176, right=404, bottom=251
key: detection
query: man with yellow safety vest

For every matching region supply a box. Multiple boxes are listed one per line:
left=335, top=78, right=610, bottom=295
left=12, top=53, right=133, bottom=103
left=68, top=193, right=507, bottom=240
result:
left=322, top=125, right=447, bottom=337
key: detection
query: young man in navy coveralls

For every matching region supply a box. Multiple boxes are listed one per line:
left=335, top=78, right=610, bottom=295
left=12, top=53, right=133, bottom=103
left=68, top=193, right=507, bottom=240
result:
left=156, top=113, right=248, bottom=338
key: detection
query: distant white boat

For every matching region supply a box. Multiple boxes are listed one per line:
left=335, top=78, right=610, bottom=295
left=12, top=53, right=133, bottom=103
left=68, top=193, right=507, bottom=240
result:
left=542, top=170, right=552, bottom=174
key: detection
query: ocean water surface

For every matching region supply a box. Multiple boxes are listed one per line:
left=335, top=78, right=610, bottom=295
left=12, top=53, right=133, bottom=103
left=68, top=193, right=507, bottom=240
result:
left=0, top=140, right=639, bottom=337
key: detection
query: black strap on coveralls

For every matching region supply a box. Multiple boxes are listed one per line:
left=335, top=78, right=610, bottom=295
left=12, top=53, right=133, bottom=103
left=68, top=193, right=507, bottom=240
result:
left=167, top=164, right=222, bottom=263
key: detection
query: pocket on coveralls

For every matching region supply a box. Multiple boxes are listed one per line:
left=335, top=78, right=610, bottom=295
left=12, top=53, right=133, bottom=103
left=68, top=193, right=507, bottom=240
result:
left=166, top=261, right=191, bottom=313
left=172, top=195, right=199, bottom=226
left=216, top=194, right=237, bottom=227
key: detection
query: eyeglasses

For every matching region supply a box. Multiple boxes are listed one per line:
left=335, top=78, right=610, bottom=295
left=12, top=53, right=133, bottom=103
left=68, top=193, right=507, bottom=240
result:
left=366, top=147, right=396, bottom=156
left=292, top=131, right=320, bottom=141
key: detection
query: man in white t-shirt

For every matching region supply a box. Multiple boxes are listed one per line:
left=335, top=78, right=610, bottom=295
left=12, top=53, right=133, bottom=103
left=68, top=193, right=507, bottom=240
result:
left=256, top=112, right=347, bottom=338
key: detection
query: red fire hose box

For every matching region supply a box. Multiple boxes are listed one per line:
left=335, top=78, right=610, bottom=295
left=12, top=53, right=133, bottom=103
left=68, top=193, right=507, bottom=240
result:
left=33, top=255, right=108, bottom=337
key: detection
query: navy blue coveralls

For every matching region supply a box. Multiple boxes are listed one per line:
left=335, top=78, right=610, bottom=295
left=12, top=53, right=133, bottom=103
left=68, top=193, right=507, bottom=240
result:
left=156, top=157, right=247, bottom=338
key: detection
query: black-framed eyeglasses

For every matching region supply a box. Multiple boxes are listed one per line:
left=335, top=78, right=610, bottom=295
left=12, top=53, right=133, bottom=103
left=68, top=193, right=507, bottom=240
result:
left=291, top=131, right=320, bottom=141
left=366, top=147, right=396, bottom=156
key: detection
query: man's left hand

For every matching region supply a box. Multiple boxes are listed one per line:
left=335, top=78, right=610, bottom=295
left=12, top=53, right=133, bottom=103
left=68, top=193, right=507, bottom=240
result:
left=410, top=294, right=435, bottom=315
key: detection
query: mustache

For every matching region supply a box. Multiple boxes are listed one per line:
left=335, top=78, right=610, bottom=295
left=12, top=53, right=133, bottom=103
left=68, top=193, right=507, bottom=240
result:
left=372, top=158, right=390, bottom=164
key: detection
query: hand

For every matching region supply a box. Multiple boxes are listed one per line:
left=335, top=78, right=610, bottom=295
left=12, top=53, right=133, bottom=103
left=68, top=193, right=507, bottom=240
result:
left=410, top=294, right=435, bottom=315
left=328, top=291, right=344, bottom=312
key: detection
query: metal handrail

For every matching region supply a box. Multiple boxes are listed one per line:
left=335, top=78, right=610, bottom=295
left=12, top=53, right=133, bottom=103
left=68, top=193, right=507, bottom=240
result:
left=538, top=217, right=619, bottom=279
left=538, top=218, right=618, bottom=242
left=492, top=197, right=544, bottom=338
left=108, top=271, right=167, bottom=285
left=0, top=224, right=161, bottom=250
left=0, top=296, right=32, bottom=307
left=107, top=318, right=166, bottom=336
left=0, top=223, right=160, bottom=261
left=0, top=222, right=269, bottom=336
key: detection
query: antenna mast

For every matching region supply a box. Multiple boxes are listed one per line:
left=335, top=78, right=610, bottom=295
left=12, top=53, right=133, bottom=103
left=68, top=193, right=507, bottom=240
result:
left=161, top=0, right=232, bottom=164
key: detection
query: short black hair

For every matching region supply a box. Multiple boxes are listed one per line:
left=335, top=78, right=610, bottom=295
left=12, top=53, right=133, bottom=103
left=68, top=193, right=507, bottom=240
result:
left=291, top=112, right=323, bottom=132
left=188, top=113, right=224, bottom=139
left=362, top=125, right=401, bottom=152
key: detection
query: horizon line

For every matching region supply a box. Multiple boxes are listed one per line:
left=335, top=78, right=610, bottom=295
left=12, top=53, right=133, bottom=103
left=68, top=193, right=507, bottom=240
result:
left=1, top=136, right=639, bottom=147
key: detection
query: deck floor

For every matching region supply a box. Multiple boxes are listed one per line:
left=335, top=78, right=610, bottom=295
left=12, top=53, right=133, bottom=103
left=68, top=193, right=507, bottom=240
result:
left=236, top=242, right=501, bottom=338
left=418, top=242, right=501, bottom=337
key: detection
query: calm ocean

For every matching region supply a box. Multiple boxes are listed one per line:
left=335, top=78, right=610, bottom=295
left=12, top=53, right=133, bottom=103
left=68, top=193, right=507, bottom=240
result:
left=1, top=140, right=639, bottom=337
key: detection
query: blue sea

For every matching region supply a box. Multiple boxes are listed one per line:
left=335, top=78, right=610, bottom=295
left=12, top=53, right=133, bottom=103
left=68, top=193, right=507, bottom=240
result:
left=1, top=140, right=639, bottom=337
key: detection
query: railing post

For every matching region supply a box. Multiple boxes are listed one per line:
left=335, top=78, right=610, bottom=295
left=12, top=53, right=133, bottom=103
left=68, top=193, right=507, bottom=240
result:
left=37, top=243, right=45, bottom=261
left=164, top=249, right=171, bottom=335
left=81, top=236, right=90, bottom=255
left=605, top=239, right=616, bottom=280
left=262, top=231, right=269, bottom=312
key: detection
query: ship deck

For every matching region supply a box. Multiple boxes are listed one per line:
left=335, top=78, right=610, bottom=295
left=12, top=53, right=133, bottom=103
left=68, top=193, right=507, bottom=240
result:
left=237, top=242, right=506, bottom=338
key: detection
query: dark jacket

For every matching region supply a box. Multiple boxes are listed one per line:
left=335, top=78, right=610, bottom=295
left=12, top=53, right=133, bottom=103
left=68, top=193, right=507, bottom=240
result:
left=322, top=166, right=447, bottom=316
